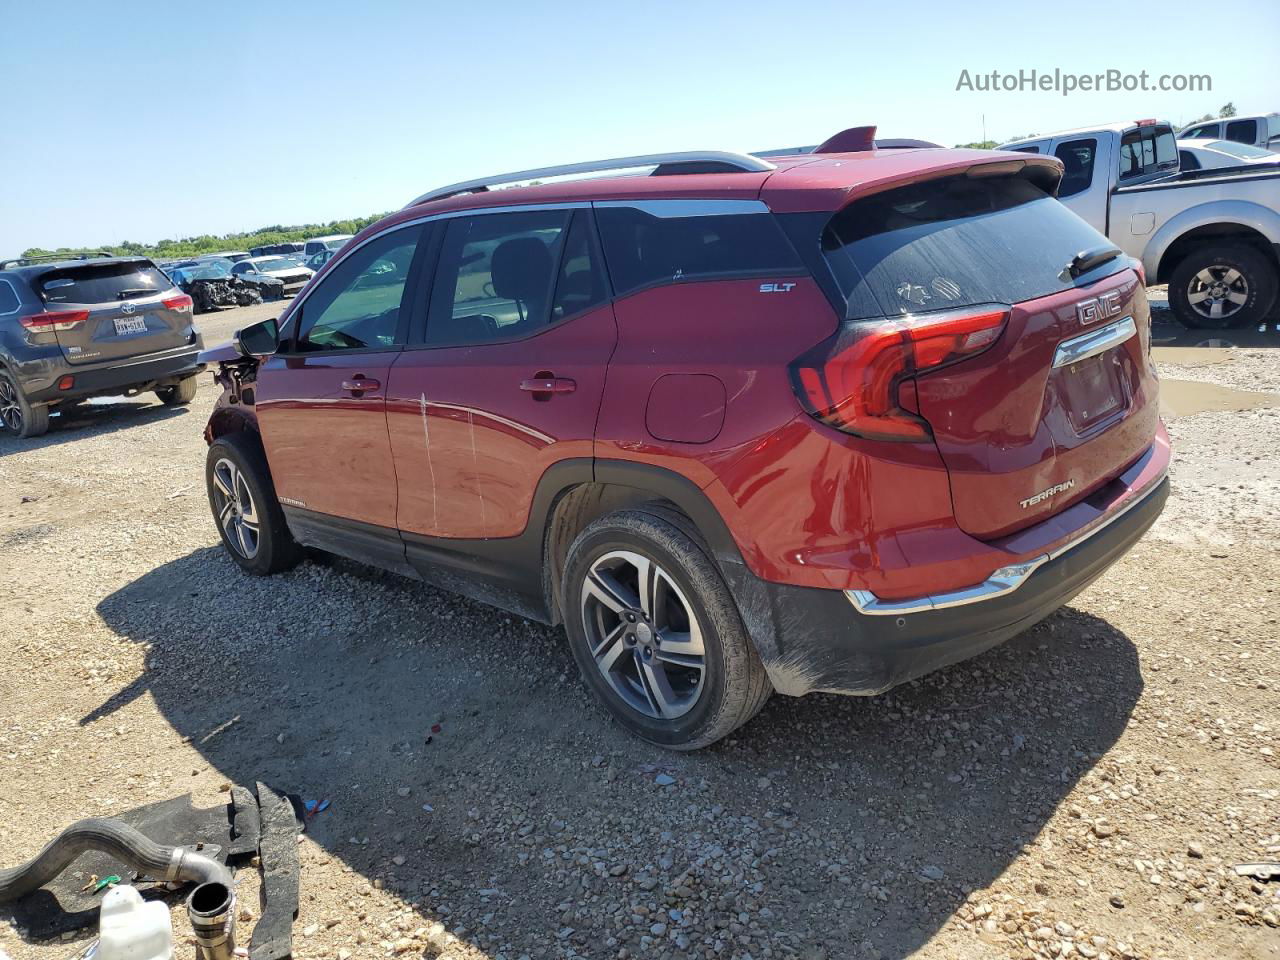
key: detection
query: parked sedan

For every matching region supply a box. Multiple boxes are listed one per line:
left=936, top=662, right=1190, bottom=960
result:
left=231, top=256, right=314, bottom=297
left=1176, top=139, right=1280, bottom=172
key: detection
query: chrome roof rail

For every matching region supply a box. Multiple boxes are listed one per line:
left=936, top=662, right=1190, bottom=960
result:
left=405, top=151, right=777, bottom=207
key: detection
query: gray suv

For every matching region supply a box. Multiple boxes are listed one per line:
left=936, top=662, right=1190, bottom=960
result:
left=0, top=254, right=204, bottom=438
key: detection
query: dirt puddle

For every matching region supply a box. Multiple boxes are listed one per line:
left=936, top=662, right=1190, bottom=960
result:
left=1159, top=378, right=1280, bottom=418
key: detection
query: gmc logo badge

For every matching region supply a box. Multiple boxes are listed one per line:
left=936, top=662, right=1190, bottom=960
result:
left=1076, top=291, right=1122, bottom=326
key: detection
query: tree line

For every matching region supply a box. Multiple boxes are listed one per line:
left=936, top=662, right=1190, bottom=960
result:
left=20, top=212, right=393, bottom=262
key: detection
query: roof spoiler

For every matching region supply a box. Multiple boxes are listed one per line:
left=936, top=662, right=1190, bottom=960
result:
left=0, top=251, right=115, bottom=271
left=752, top=126, right=943, bottom=158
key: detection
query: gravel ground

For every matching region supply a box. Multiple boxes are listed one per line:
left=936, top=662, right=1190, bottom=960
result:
left=1, top=301, right=1277, bottom=960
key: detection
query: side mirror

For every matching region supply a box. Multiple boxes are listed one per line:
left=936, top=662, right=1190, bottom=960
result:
left=234, top=317, right=279, bottom=357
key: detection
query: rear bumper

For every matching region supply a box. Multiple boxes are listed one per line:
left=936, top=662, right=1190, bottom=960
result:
left=729, top=473, right=1168, bottom=697
left=25, top=346, right=204, bottom=403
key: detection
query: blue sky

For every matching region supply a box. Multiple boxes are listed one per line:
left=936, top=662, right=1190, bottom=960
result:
left=1, top=0, right=1276, bottom=253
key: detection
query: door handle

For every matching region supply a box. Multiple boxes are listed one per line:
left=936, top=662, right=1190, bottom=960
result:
left=519, top=377, right=576, bottom=395
left=341, top=377, right=381, bottom=393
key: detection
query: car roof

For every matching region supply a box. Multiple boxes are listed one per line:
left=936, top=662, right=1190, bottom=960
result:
left=0, top=254, right=155, bottom=277
left=378, top=146, right=1058, bottom=223
left=1000, top=119, right=1177, bottom=148
left=306, top=234, right=352, bottom=242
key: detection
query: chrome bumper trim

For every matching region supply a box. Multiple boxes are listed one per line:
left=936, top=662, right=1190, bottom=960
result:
left=845, top=469, right=1168, bottom=616
left=1052, top=316, right=1136, bottom=368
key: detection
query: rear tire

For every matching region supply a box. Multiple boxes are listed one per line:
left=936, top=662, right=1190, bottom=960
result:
left=157, top=375, right=198, bottom=406
left=1169, top=244, right=1278, bottom=329
left=205, top=433, right=302, bottom=575
left=562, top=508, right=772, bottom=750
left=0, top=370, right=50, bottom=439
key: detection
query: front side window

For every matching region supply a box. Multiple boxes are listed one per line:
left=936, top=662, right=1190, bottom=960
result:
left=1053, top=138, right=1097, bottom=198
left=1186, top=124, right=1218, bottom=139
left=1179, top=150, right=1201, bottom=171
left=425, top=209, right=571, bottom=346
left=294, top=225, right=423, bottom=352
left=1225, top=119, right=1259, bottom=144
left=596, top=202, right=803, bottom=297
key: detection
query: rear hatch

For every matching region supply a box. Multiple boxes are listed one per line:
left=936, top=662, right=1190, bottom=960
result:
left=819, top=169, right=1160, bottom=539
left=36, top=260, right=193, bottom=366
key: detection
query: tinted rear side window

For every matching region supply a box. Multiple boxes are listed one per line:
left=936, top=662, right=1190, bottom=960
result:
left=596, top=203, right=802, bottom=297
left=1225, top=118, right=1258, bottom=144
left=38, top=262, right=173, bottom=304
left=822, top=175, right=1119, bottom=318
left=0, top=281, right=20, bottom=314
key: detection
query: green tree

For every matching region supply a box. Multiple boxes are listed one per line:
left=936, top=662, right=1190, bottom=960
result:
left=1219, top=102, right=1237, bottom=118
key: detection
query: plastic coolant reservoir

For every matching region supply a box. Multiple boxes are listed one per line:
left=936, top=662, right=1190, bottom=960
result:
left=97, top=885, right=173, bottom=960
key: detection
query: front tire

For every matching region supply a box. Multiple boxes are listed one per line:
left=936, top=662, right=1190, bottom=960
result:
left=1169, top=244, right=1278, bottom=329
left=0, top=370, right=50, bottom=438
left=205, top=433, right=302, bottom=575
left=562, top=508, right=772, bottom=750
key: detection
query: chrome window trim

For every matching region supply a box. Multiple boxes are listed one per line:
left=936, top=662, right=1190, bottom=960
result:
left=593, top=199, right=770, bottom=217
left=1052, top=316, right=1137, bottom=369
left=0, top=277, right=22, bottom=316
left=845, top=468, right=1168, bottom=616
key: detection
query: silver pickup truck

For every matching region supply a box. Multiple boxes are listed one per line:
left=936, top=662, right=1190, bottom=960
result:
left=1000, top=120, right=1280, bottom=329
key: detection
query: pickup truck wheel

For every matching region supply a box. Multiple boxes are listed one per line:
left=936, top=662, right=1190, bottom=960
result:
left=1169, top=245, right=1278, bottom=329
left=562, top=509, right=772, bottom=750
left=205, top=433, right=302, bottom=575
left=0, top=370, right=50, bottom=439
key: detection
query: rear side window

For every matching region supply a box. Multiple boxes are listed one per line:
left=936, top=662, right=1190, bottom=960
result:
left=1008, top=146, right=1041, bottom=154
left=595, top=203, right=802, bottom=297
left=38, top=262, right=172, bottom=304
left=1053, top=138, right=1097, bottom=198
left=0, top=280, right=20, bottom=314
left=1225, top=119, right=1258, bottom=144
left=1119, top=126, right=1178, bottom=180
left=821, top=174, right=1120, bottom=318
left=425, top=209, right=571, bottom=346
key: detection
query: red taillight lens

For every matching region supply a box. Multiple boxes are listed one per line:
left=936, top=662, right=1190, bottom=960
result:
left=791, top=306, right=1009, bottom=441
left=163, top=293, right=193, bottom=313
left=19, top=309, right=90, bottom=332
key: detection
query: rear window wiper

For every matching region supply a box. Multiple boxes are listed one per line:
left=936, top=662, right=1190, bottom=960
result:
left=1063, top=245, right=1122, bottom=280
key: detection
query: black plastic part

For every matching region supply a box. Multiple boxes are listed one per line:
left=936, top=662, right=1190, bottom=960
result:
left=4, top=794, right=234, bottom=939
left=25, top=349, right=203, bottom=403
left=722, top=478, right=1169, bottom=697
left=229, top=786, right=262, bottom=858
left=250, top=783, right=301, bottom=960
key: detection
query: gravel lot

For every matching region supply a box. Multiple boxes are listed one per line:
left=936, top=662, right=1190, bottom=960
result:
left=1, top=298, right=1277, bottom=960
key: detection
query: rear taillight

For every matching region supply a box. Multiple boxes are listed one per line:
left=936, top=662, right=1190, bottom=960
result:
left=19, top=309, right=90, bottom=332
left=791, top=306, right=1008, bottom=441
left=163, top=294, right=193, bottom=313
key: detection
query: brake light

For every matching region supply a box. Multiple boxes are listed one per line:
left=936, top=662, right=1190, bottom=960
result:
left=790, top=307, right=1008, bottom=441
left=19, top=309, right=89, bottom=332
left=163, top=294, right=193, bottom=313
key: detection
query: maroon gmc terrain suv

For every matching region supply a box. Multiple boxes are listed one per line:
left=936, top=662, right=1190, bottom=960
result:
left=201, top=127, right=1169, bottom=749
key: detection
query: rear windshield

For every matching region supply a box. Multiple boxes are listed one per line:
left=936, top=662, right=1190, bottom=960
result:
left=821, top=175, right=1121, bottom=319
left=38, top=262, right=173, bottom=304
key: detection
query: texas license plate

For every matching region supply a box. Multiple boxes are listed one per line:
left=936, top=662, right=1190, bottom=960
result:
left=114, top=316, right=147, bottom=336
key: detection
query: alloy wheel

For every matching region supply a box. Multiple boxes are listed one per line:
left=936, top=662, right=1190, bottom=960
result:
left=211, top=458, right=261, bottom=559
left=1186, top=265, right=1249, bottom=323
left=580, top=550, right=707, bottom=720
left=0, top=377, right=23, bottom=433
